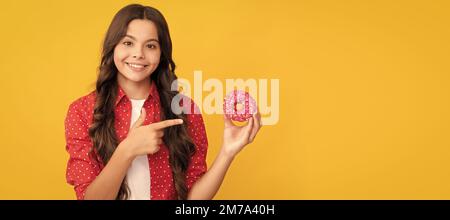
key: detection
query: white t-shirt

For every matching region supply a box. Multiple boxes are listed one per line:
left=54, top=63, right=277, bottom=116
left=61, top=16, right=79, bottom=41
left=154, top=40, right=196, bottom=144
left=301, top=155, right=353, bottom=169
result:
left=126, top=98, right=151, bottom=200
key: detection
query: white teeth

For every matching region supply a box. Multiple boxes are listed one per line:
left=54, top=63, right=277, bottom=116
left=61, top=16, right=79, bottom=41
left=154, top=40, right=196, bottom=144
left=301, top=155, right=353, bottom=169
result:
left=127, top=63, right=145, bottom=68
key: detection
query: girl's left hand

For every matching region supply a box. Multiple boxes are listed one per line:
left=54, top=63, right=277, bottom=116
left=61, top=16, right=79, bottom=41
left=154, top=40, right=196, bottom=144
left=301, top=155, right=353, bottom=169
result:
left=221, top=111, right=262, bottom=158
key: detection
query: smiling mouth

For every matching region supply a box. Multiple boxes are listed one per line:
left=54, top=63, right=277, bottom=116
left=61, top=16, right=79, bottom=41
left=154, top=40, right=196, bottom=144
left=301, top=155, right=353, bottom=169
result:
left=125, top=62, right=149, bottom=71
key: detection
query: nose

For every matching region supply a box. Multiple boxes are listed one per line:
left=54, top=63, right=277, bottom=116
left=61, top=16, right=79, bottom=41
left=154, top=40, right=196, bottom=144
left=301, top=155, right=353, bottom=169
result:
left=132, top=48, right=145, bottom=59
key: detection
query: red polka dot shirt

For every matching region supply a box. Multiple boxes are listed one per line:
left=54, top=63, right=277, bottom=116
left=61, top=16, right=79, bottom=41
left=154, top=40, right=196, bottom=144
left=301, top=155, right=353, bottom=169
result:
left=64, top=84, right=208, bottom=200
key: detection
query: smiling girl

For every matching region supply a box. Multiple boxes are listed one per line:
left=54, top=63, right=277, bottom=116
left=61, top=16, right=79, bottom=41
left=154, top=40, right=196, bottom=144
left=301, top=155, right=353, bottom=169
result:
left=64, top=4, right=261, bottom=200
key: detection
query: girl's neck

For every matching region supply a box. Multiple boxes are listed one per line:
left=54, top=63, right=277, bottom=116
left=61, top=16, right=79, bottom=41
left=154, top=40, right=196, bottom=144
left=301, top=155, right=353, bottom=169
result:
left=117, top=75, right=152, bottom=100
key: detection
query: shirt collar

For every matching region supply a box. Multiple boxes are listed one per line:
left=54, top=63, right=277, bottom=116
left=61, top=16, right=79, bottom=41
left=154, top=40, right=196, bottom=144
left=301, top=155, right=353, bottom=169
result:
left=115, top=81, right=158, bottom=106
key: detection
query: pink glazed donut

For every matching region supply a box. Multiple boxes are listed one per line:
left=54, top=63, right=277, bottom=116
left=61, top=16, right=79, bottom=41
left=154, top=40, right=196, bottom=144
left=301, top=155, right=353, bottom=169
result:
left=223, top=90, right=257, bottom=122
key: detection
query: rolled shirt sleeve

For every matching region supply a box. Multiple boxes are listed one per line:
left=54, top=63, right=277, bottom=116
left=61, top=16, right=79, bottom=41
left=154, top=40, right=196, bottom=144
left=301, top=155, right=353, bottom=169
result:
left=184, top=101, right=209, bottom=191
left=65, top=98, right=101, bottom=200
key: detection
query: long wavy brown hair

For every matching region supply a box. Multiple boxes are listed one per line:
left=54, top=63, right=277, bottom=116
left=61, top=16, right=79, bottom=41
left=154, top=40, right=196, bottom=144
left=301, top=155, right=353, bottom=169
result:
left=88, top=4, right=196, bottom=200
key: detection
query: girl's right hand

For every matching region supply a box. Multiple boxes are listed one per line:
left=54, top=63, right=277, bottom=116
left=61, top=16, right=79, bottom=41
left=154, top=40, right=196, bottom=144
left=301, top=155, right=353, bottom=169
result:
left=121, top=108, right=183, bottom=158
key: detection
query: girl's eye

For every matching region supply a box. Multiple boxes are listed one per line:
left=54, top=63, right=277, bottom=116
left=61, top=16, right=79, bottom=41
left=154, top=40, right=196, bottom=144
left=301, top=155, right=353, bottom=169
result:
left=147, top=44, right=157, bottom=49
left=123, top=41, right=132, bottom=46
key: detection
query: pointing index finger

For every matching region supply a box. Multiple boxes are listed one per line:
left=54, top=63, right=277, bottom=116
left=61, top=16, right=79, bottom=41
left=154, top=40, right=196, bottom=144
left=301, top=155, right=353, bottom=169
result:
left=150, top=119, right=183, bottom=130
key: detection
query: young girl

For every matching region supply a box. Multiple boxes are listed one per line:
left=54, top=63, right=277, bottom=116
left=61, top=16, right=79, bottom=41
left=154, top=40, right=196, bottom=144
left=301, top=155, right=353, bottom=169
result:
left=64, top=4, right=261, bottom=200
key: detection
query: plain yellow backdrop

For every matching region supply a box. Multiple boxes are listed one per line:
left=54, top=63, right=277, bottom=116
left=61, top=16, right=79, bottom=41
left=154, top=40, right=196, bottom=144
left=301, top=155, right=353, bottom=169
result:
left=0, top=0, right=449, bottom=199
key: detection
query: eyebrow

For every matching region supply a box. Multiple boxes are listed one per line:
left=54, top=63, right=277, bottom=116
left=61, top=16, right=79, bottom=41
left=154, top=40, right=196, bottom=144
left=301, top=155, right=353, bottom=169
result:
left=124, top=34, right=159, bottom=43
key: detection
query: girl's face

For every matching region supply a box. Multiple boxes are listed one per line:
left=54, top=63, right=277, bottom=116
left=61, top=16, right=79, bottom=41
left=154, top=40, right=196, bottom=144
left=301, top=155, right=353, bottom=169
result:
left=114, top=19, right=161, bottom=84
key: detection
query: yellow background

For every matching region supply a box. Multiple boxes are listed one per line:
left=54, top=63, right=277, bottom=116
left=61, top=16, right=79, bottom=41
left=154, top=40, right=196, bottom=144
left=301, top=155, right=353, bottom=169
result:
left=0, top=0, right=449, bottom=199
